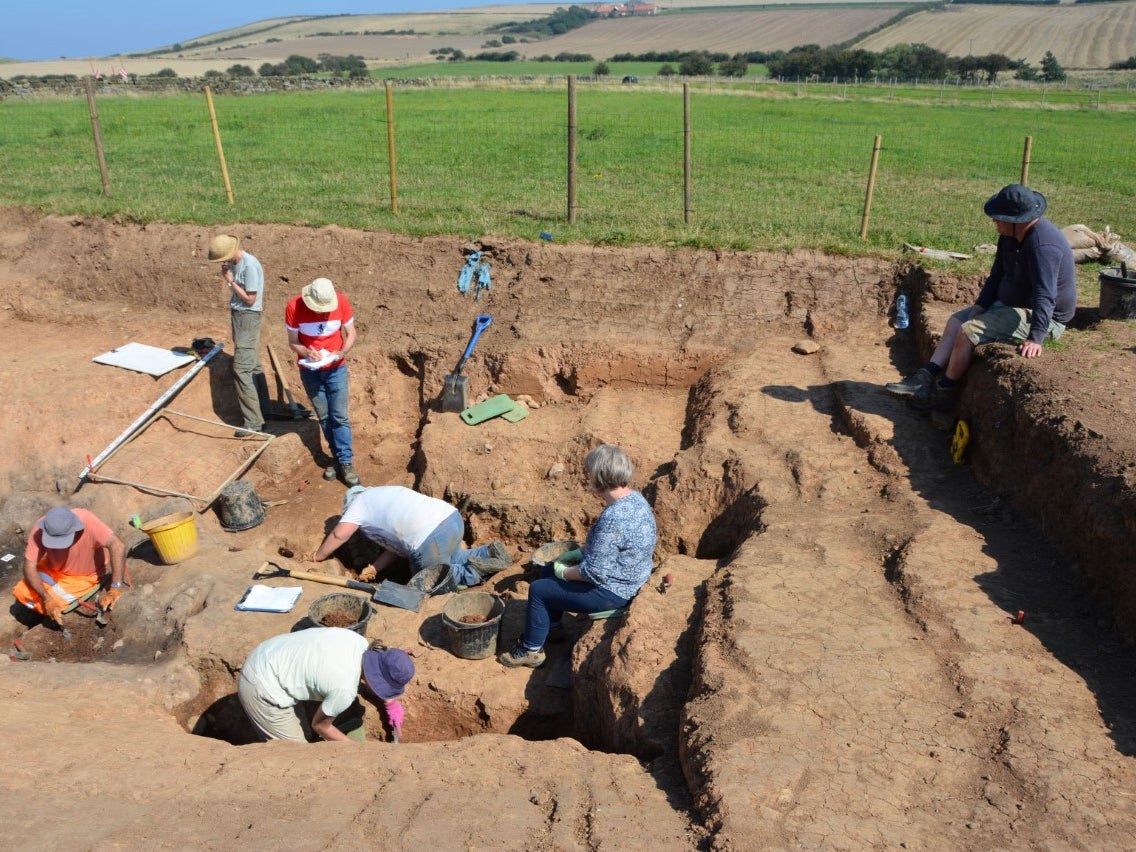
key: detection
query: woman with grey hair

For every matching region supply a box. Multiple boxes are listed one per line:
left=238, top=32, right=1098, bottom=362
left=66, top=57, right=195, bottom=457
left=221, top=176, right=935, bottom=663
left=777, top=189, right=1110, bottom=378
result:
left=500, top=444, right=657, bottom=668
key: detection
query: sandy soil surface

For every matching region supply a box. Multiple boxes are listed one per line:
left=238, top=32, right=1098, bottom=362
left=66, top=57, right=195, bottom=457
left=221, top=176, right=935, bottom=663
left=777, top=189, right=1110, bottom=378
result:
left=1, top=209, right=1135, bottom=849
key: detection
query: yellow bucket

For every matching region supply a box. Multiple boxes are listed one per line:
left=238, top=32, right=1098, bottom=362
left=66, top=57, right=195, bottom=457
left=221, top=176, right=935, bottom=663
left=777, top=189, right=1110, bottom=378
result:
left=140, top=511, right=198, bottom=564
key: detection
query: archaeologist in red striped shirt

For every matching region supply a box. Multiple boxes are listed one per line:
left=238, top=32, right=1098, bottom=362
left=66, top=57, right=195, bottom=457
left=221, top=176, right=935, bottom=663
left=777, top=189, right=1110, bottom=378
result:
left=12, top=506, right=127, bottom=628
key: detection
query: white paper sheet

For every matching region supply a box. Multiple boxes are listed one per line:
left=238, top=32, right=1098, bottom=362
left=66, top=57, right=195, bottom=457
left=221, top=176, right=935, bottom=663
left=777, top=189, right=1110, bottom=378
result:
left=298, top=349, right=340, bottom=370
left=235, top=585, right=303, bottom=613
left=93, top=342, right=196, bottom=377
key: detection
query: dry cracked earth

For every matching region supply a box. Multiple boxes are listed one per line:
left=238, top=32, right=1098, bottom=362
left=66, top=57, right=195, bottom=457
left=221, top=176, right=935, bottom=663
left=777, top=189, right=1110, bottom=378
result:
left=1, top=208, right=1135, bottom=850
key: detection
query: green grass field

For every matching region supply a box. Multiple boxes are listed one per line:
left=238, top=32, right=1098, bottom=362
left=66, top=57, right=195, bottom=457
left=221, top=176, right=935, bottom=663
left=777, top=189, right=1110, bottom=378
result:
left=1, top=82, right=1133, bottom=261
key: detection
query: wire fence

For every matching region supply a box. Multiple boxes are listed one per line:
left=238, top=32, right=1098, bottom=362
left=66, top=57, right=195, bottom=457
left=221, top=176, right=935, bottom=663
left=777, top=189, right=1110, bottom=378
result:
left=2, top=76, right=1134, bottom=254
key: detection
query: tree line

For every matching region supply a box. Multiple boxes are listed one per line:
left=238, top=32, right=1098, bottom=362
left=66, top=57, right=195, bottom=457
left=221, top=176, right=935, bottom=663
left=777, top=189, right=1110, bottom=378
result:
left=610, top=44, right=1067, bottom=83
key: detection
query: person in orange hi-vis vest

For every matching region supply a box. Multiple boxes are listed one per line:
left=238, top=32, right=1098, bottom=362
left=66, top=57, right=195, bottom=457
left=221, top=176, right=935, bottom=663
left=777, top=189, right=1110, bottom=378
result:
left=13, top=506, right=127, bottom=628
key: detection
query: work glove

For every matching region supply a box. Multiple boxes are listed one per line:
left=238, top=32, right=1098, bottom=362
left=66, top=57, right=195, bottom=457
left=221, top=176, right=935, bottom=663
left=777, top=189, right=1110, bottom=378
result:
left=358, top=565, right=378, bottom=583
left=101, top=586, right=124, bottom=611
left=384, top=700, right=405, bottom=735
left=42, top=594, right=65, bottom=625
left=552, top=548, right=583, bottom=580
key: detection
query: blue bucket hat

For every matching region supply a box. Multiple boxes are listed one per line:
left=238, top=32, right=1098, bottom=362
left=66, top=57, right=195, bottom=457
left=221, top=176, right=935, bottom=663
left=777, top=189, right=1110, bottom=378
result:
left=362, top=648, right=415, bottom=700
left=984, top=184, right=1047, bottom=223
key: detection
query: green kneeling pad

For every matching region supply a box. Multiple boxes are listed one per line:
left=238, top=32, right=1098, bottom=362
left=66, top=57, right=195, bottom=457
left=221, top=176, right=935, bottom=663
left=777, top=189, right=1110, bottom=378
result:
left=461, top=394, right=529, bottom=425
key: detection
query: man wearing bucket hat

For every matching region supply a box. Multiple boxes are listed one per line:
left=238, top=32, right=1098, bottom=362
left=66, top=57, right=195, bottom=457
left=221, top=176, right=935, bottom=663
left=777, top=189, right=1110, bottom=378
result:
left=12, top=506, right=127, bottom=627
left=886, top=184, right=1077, bottom=412
left=208, top=233, right=268, bottom=437
left=309, top=485, right=512, bottom=587
left=238, top=628, right=415, bottom=742
left=285, top=277, right=360, bottom=487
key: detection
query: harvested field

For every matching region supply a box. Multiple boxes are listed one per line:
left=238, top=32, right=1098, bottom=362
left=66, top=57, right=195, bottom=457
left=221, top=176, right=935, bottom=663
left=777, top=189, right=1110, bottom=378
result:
left=857, top=1, right=1136, bottom=67
left=1, top=210, right=1135, bottom=847
left=533, top=8, right=903, bottom=58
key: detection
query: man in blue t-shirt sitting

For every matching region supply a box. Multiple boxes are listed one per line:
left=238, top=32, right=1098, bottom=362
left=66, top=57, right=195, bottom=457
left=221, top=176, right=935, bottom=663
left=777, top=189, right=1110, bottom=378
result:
left=886, top=184, right=1077, bottom=412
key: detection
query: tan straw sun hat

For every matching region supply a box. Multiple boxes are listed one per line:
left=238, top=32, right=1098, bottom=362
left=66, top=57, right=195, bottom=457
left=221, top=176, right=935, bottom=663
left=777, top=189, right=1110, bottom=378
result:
left=301, top=277, right=337, bottom=312
left=208, top=234, right=239, bottom=262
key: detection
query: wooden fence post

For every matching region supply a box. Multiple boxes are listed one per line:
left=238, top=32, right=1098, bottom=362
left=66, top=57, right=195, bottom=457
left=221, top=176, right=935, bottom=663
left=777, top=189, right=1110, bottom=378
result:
left=204, top=86, right=234, bottom=205
left=385, top=82, right=399, bottom=216
left=83, top=78, right=111, bottom=197
left=1020, top=136, right=1033, bottom=185
left=568, top=75, right=577, bottom=224
left=859, top=134, right=882, bottom=241
left=683, top=83, right=692, bottom=225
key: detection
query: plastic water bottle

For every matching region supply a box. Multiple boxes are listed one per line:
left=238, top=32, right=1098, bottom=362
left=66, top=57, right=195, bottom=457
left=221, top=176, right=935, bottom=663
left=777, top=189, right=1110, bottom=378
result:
left=895, top=292, right=910, bottom=329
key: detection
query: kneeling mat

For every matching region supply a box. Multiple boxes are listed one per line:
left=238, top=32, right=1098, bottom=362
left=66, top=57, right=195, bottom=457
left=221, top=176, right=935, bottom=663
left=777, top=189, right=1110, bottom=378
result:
left=461, top=394, right=516, bottom=425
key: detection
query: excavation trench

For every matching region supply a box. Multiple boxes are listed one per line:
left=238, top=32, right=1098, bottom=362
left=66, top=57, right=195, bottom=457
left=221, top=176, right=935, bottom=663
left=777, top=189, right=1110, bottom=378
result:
left=6, top=213, right=1136, bottom=849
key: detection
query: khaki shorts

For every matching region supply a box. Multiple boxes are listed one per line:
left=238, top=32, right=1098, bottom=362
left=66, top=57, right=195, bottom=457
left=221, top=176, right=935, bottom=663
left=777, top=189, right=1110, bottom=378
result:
left=961, top=303, right=1066, bottom=347
left=238, top=673, right=308, bottom=742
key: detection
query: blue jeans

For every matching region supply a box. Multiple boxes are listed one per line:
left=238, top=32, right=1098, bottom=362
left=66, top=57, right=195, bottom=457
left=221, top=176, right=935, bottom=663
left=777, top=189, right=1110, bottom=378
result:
left=411, top=512, right=464, bottom=572
left=411, top=512, right=494, bottom=586
left=299, top=364, right=352, bottom=466
left=522, top=564, right=629, bottom=650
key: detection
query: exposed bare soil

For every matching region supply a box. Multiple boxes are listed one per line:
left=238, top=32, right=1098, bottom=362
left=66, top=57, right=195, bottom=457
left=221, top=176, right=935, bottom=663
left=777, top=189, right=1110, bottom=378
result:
left=1, top=209, right=1135, bottom=849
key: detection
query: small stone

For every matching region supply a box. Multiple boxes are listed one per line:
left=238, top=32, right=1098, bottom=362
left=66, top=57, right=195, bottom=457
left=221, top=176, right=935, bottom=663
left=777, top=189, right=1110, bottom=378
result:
left=483, top=443, right=493, bottom=454
left=546, top=463, right=564, bottom=479
left=491, top=480, right=503, bottom=490
left=112, top=639, right=125, bottom=651
left=792, top=339, right=820, bottom=355
left=954, top=709, right=969, bottom=719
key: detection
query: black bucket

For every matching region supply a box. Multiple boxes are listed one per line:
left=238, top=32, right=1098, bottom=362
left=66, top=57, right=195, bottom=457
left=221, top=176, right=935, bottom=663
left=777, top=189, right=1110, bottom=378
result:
left=308, top=592, right=373, bottom=636
left=217, top=479, right=265, bottom=531
left=1099, top=266, right=1136, bottom=320
left=408, top=563, right=456, bottom=596
left=442, top=591, right=505, bottom=660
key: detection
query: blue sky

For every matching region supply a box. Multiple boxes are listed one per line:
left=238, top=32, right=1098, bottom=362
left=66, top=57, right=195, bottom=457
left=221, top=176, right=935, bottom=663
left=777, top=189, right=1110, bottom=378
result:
left=1, top=1, right=537, bottom=62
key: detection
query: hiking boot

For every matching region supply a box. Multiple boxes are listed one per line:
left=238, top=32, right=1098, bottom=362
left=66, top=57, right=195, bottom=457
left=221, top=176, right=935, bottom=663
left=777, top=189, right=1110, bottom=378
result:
left=339, top=463, right=361, bottom=488
left=468, top=541, right=512, bottom=577
left=885, top=367, right=934, bottom=399
left=498, top=640, right=545, bottom=669
left=909, top=378, right=958, bottom=413
left=322, top=465, right=338, bottom=481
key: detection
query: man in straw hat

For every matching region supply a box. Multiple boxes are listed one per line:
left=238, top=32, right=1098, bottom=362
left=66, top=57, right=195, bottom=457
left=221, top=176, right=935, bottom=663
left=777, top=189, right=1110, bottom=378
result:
left=885, top=184, right=1077, bottom=412
left=238, top=629, right=415, bottom=742
left=12, top=506, right=127, bottom=629
left=285, top=277, right=360, bottom=487
left=208, top=233, right=268, bottom=436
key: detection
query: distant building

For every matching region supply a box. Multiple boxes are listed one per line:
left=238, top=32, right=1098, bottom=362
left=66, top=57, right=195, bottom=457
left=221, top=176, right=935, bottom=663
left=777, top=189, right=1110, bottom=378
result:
left=591, top=3, right=658, bottom=17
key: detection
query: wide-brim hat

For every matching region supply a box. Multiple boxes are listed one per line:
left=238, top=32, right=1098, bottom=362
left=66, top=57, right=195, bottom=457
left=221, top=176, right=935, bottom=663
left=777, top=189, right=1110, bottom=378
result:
left=208, top=234, right=239, bottom=262
left=984, top=184, right=1047, bottom=223
left=302, top=277, right=337, bottom=312
left=38, top=506, right=85, bottom=549
left=362, top=648, right=415, bottom=700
